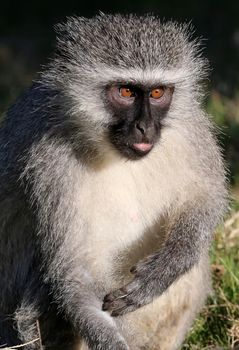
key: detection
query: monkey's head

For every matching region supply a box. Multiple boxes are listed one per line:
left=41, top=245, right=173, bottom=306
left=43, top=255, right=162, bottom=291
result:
left=42, top=13, right=208, bottom=161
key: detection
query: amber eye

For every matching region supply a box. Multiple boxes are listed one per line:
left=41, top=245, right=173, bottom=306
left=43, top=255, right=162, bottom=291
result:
left=119, top=87, right=135, bottom=98
left=150, top=87, right=165, bottom=99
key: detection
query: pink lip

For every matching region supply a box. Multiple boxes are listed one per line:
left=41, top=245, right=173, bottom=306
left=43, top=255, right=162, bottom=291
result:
left=132, top=143, right=153, bottom=152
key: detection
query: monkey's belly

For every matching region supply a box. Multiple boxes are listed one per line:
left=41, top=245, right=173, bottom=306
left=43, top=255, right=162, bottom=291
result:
left=78, top=255, right=210, bottom=350
left=75, top=163, right=210, bottom=349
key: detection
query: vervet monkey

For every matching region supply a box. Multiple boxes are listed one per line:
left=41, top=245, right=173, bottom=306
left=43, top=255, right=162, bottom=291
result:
left=0, top=13, right=227, bottom=350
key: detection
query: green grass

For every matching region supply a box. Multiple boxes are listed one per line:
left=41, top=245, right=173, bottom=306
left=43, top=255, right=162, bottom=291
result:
left=182, top=208, right=239, bottom=350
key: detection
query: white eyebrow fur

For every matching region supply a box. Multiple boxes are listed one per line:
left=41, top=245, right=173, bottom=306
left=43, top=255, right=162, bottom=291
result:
left=88, top=66, right=192, bottom=86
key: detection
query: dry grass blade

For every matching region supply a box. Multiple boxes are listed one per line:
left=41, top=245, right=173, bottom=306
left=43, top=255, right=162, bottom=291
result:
left=0, top=338, right=40, bottom=349
left=36, top=320, right=43, bottom=350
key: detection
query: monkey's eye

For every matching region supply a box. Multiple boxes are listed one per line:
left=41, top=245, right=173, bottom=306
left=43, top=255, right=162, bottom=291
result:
left=150, top=87, right=165, bottom=99
left=119, top=87, right=135, bottom=98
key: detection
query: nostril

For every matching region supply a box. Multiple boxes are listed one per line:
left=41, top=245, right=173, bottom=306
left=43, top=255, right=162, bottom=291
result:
left=136, top=122, right=145, bottom=135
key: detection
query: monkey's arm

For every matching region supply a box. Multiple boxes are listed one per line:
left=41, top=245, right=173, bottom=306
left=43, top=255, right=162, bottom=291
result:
left=103, top=197, right=226, bottom=316
left=24, top=139, right=129, bottom=350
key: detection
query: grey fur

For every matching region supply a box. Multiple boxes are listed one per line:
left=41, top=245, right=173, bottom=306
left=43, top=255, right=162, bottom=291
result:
left=0, top=13, right=227, bottom=350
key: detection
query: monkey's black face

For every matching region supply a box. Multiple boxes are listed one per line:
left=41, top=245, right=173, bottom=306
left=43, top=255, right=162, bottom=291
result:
left=106, top=83, right=174, bottom=160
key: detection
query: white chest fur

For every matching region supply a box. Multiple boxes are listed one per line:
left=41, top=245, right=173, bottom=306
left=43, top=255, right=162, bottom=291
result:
left=72, top=141, right=208, bottom=350
left=73, top=136, right=197, bottom=289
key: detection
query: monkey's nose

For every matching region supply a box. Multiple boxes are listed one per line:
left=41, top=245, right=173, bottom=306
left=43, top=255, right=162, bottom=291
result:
left=135, top=121, right=155, bottom=141
left=136, top=122, right=146, bottom=135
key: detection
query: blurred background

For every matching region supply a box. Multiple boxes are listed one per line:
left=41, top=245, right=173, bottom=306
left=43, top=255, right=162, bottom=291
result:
left=0, top=1, right=239, bottom=348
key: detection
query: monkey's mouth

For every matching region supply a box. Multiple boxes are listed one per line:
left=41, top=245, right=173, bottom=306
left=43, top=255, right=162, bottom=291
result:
left=108, top=126, right=155, bottom=160
left=132, top=143, right=153, bottom=152
left=128, top=142, right=154, bottom=157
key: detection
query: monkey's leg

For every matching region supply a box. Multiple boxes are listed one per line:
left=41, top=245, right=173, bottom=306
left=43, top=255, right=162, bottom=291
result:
left=8, top=272, right=51, bottom=350
left=14, top=298, right=78, bottom=350
left=0, top=273, right=46, bottom=349
left=13, top=300, right=42, bottom=350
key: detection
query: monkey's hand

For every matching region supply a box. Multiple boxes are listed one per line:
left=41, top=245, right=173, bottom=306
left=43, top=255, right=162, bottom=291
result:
left=102, top=229, right=200, bottom=317
left=102, top=253, right=168, bottom=316
left=102, top=201, right=219, bottom=316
